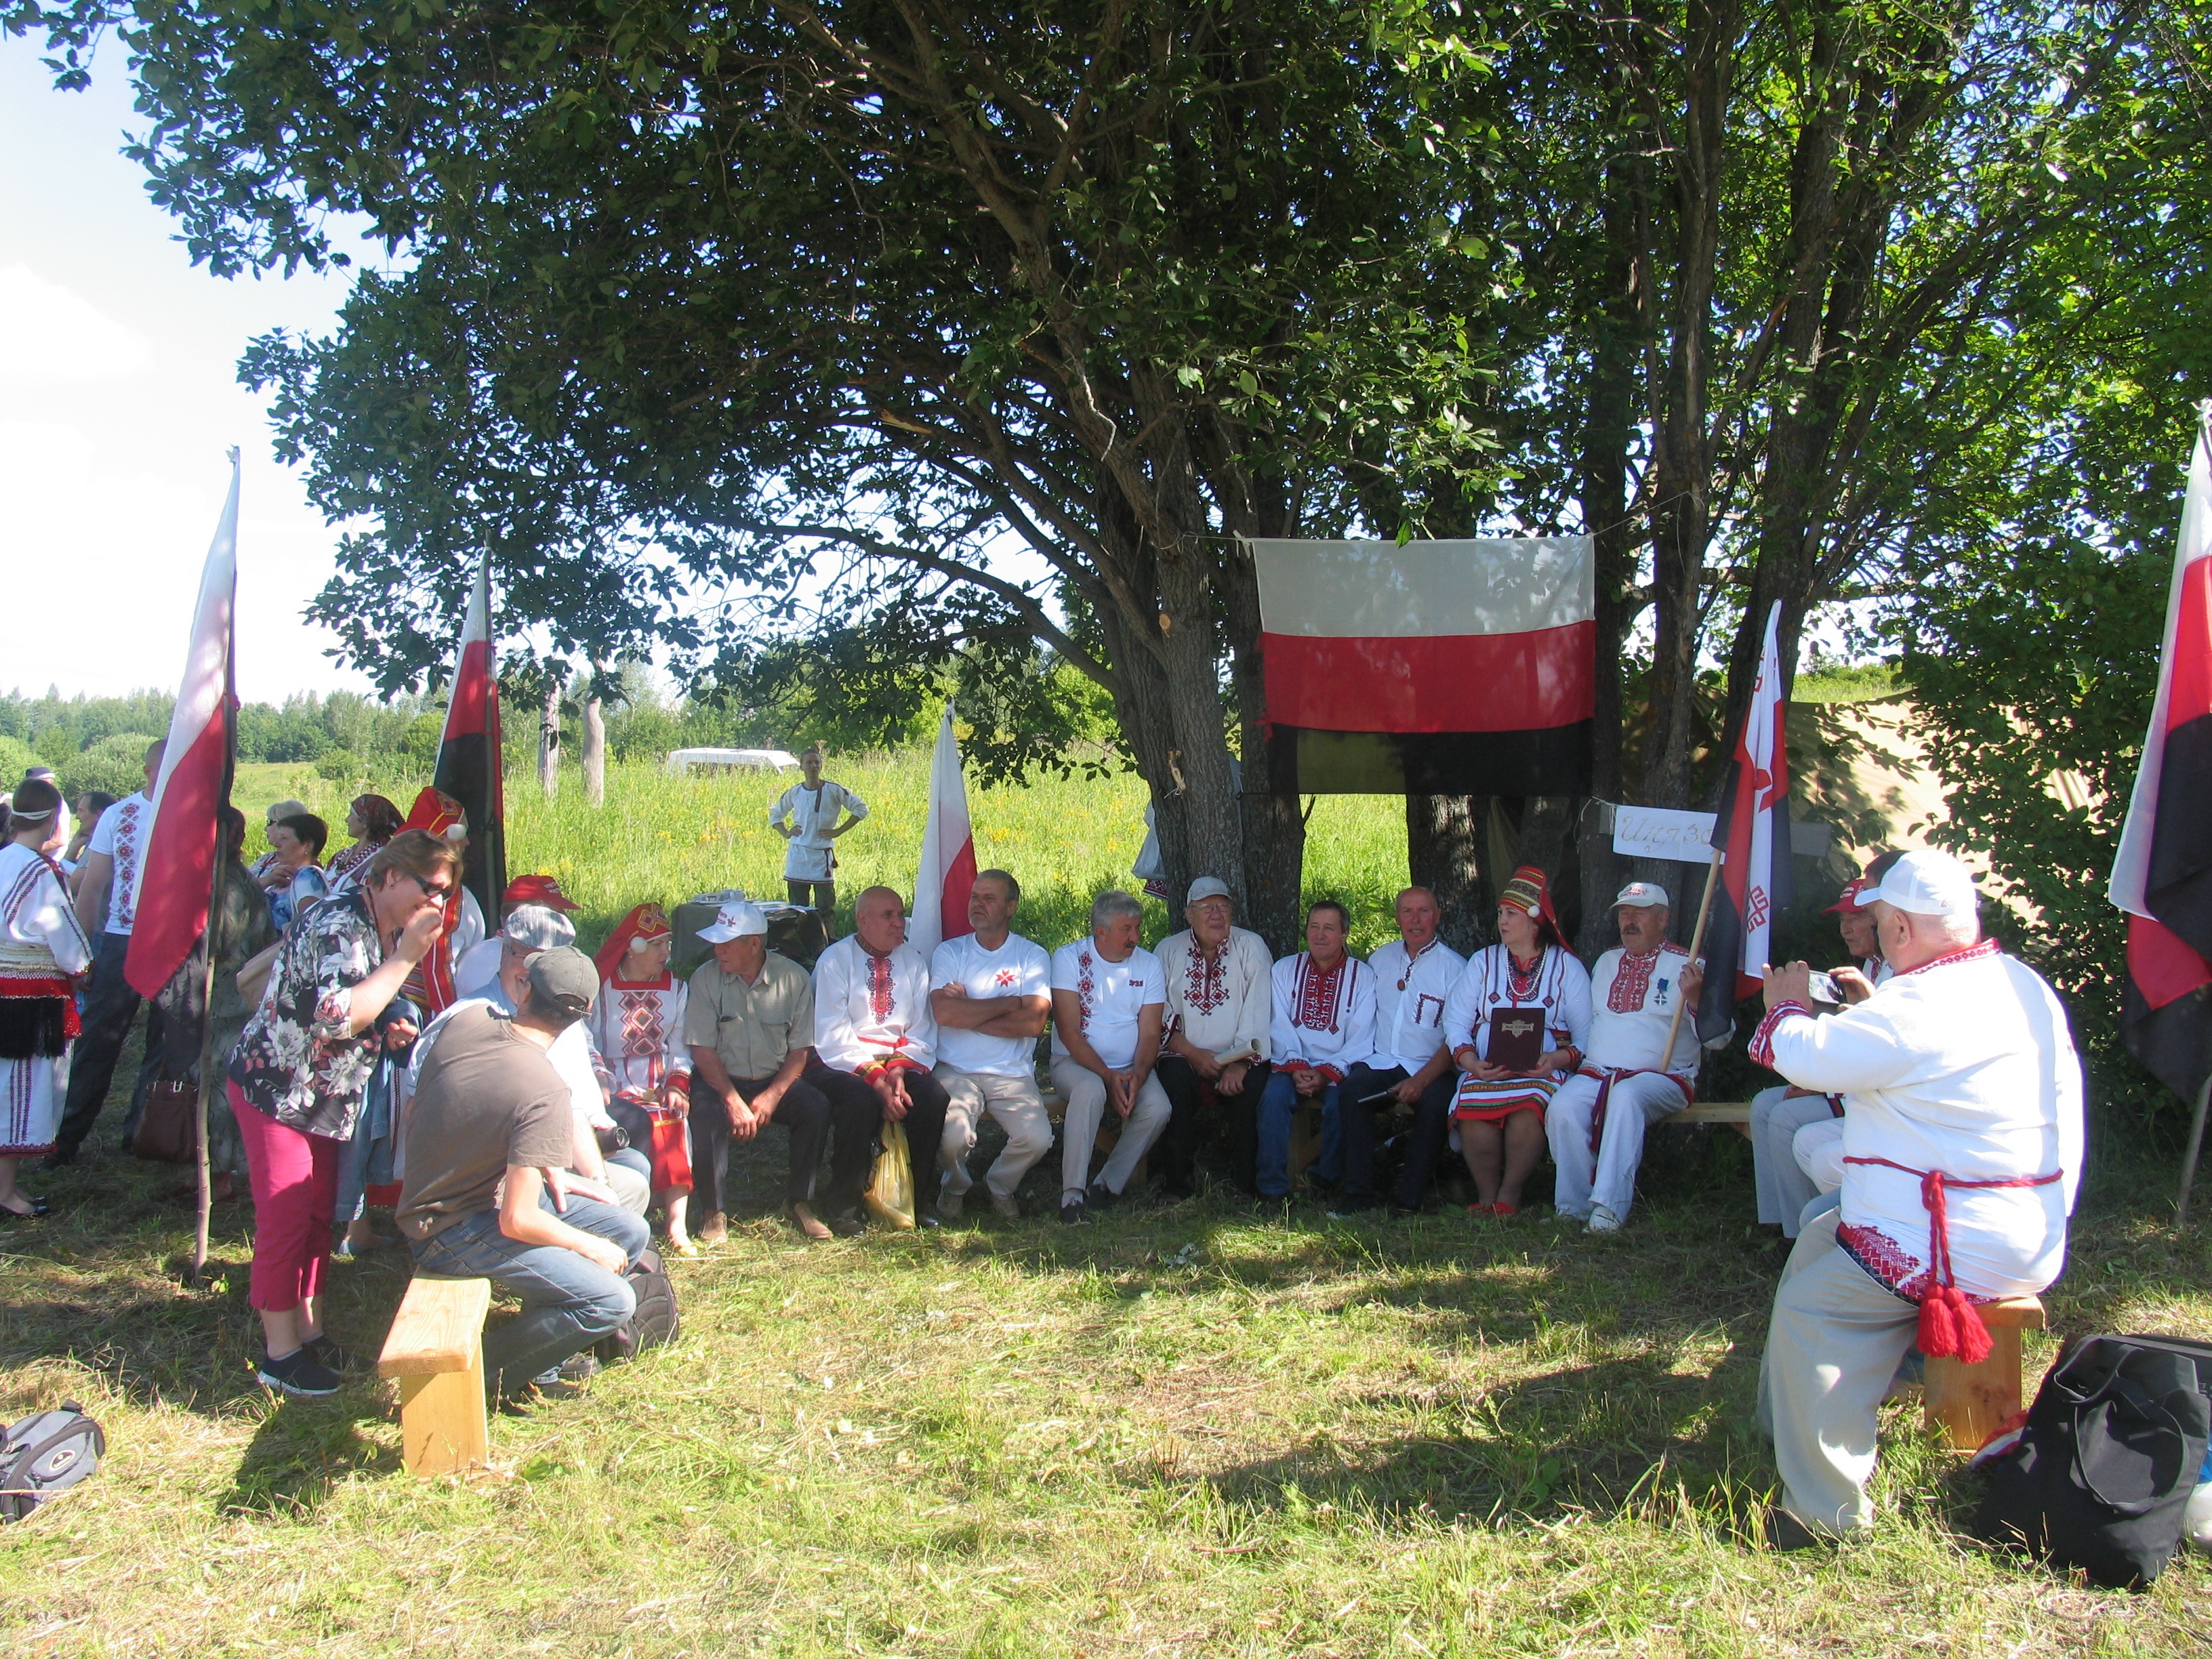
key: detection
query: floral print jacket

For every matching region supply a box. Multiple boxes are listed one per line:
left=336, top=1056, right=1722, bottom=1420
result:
left=226, top=882, right=396, bottom=1139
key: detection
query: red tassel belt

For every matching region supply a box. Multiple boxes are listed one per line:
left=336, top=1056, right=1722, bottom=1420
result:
left=1842, top=1154, right=2061, bottom=1364
left=1575, top=1064, right=1694, bottom=1158
left=0, top=976, right=80, bottom=1040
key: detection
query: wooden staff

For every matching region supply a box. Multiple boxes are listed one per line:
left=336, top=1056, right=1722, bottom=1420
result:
left=190, top=842, right=222, bottom=1284
left=1660, top=848, right=1724, bottom=1067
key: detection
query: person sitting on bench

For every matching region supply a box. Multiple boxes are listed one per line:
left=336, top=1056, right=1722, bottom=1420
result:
left=1749, top=848, right=2083, bottom=1543
left=398, top=947, right=650, bottom=1411
left=1255, top=901, right=1374, bottom=1201
left=1152, top=877, right=1274, bottom=1200
left=1333, top=886, right=1463, bottom=1214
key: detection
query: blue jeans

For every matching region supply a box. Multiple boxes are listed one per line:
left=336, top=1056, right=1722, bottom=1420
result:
left=1256, top=1070, right=1343, bottom=1198
left=410, top=1193, right=650, bottom=1399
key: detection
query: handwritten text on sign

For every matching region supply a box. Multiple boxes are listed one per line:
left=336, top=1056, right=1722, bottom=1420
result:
left=1612, top=805, right=1720, bottom=863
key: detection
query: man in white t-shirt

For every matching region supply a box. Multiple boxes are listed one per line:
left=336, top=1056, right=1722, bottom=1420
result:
left=48, top=738, right=165, bottom=1166
left=1335, top=886, right=1466, bottom=1213
left=770, top=746, right=867, bottom=916
left=930, top=869, right=1053, bottom=1221
left=1049, top=890, right=1169, bottom=1224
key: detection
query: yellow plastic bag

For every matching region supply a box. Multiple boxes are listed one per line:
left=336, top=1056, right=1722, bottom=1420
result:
left=863, top=1118, right=916, bottom=1230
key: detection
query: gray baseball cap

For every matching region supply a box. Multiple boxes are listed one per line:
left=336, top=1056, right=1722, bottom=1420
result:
left=501, top=903, right=577, bottom=950
left=1187, top=876, right=1233, bottom=906
left=527, top=946, right=600, bottom=1016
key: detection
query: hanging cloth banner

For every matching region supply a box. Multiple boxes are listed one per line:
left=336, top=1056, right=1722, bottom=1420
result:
left=1248, top=535, right=1595, bottom=795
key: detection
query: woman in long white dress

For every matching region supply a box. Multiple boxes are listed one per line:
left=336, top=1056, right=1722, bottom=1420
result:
left=0, top=779, right=95, bottom=1220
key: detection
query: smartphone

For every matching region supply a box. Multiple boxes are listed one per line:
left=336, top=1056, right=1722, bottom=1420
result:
left=1806, top=970, right=1844, bottom=1005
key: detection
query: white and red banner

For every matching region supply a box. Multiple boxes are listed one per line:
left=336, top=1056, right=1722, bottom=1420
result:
left=2112, top=407, right=2212, bottom=1100
left=1248, top=536, right=1595, bottom=794
left=908, top=705, right=977, bottom=958
left=1699, top=600, right=1792, bottom=1040
left=125, top=455, right=239, bottom=1000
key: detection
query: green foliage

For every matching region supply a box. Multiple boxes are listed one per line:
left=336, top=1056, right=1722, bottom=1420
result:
left=61, top=733, right=160, bottom=800
left=0, top=734, right=49, bottom=785
left=0, top=688, right=173, bottom=759
left=313, top=749, right=361, bottom=783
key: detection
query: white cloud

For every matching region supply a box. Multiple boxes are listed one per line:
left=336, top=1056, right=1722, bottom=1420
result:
left=0, top=263, right=154, bottom=386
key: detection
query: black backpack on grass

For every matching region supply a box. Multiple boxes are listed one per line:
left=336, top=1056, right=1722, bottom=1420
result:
left=0, top=1401, right=105, bottom=1523
left=596, top=1246, right=680, bottom=1364
left=1972, top=1334, right=2212, bottom=1589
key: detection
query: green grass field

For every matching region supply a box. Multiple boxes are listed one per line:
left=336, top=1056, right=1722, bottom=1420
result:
left=3, top=751, right=2209, bottom=1654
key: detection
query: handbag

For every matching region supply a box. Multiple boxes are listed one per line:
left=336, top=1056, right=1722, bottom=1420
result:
left=131, top=1079, right=200, bottom=1165
left=863, top=1118, right=916, bottom=1231
left=1972, top=1333, right=2212, bottom=1588
left=647, top=1106, right=693, bottom=1194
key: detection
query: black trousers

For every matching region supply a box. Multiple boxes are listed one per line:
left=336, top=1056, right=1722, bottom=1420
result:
left=1337, top=1062, right=1458, bottom=1207
left=56, top=930, right=163, bottom=1155
left=786, top=879, right=835, bottom=915
left=811, top=1065, right=951, bottom=1218
left=684, top=1071, right=838, bottom=1221
left=1155, top=1053, right=1268, bottom=1195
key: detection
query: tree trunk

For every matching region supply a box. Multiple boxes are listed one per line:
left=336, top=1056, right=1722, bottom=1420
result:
left=538, top=682, right=560, bottom=799
left=1223, top=543, right=1305, bottom=955
left=581, top=695, right=606, bottom=806
left=1407, top=794, right=1492, bottom=955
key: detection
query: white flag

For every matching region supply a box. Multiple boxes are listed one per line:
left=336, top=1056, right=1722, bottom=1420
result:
left=908, top=705, right=977, bottom=958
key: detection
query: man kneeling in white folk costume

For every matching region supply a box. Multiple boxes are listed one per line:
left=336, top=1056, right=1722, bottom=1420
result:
left=1544, top=882, right=1715, bottom=1231
left=1750, top=848, right=2083, bottom=1542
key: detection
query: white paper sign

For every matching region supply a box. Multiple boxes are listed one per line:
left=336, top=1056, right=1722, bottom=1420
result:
left=1612, top=804, right=1719, bottom=863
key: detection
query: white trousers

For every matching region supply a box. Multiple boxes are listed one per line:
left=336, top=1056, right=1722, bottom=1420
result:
left=1749, top=1085, right=1839, bottom=1235
left=1545, top=1069, right=1684, bottom=1222
left=1050, top=1057, right=1169, bottom=1202
left=1755, top=1208, right=1920, bottom=1534
left=935, top=1065, right=1053, bottom=1201
left=1794, top=1118, right=1846, bottom=1191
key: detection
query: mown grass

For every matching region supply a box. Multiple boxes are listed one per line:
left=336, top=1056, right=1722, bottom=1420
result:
left=7, top=749, right=2204, bottom=1654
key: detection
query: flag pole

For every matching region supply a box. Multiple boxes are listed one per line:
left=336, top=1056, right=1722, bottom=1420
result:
left=1662, top=847, right=1723, bottom=1067
left=2177, top=1069, right=2212, bottom=1229
left=190, top=840, right=222, bottom=1284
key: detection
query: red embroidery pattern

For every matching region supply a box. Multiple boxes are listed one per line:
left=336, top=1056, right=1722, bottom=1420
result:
left=994, top=968, right=1017, bottom=989
left=1747, top=1000, right=1810, bottom=1069
left=1183, top=944, right=1230, bottom=1014
left=1075, top=949, right=1097, bottom=1026
left=1294, top=956, right=1347, bottom=1033
left=1836, top=1221, right=1927, bottom=1297
left=865, top=952, right=895, bottom=1022
left=1894, top=937, right=2001, bottom=978
left=110, top=798, right=143, bottom=930
left=1605, top=946, right=1683, bottom=1014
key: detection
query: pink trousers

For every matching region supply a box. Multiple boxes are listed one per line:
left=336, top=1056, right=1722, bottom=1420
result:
left=230, top=1082, right=340, bottom=1313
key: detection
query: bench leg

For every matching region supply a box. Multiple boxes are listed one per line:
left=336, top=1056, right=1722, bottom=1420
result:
left=397, top=1345, right=489, bottom=1476
left=1923, top=1326, right=2024, bottom=1452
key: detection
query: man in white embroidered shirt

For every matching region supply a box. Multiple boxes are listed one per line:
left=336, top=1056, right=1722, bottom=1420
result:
left=813, top=886, right=950, bottom=1226
left=771, top=745, right=867, bottom=916
left=1334, top=886, right=1465, bottom=1214
left=930, top=869, right=1052, bottom=1222
left=1257, top=901, right=1376, bottom=1201
left=1544, top=882, right=1709, bottom=1232
left=1750, top=848, right=2082, bottom=1544
left=1153, top=876, right=1275, bottom=1200
left=1049, top=890, right=1170, bottom=1225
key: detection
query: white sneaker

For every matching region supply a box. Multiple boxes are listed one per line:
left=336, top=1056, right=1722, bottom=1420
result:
left=1587, top=1205, right=1623, bottom=1233
left=2184, top=1479, right=2212, bottom=1555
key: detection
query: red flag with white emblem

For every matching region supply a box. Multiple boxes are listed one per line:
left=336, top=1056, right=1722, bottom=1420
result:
left=1699, top=600, right=1793, bottom=1040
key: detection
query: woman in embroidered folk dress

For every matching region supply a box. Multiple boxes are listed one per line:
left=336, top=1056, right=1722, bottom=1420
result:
left=0, top=781, right=94, bottom=1219
left=1441, top=867, right=1592, bottom=1216
left=588, top=904, right=697, bottom=1256
left=325, top=793, right=405, bottom=886
left=226, top=829, right=455, bottom=1396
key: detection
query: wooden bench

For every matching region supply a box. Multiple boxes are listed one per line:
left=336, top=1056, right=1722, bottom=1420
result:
left=1924, top=1295, right=2046, bottom=1451
left=1040, top=1083, right=1148, bottom=1188
left=1668, top=1100, right=1753, bottom=1138
left=377, top=1273, right=492, bottom=1477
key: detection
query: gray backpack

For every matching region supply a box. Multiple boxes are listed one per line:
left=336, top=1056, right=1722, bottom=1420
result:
left=0, top=1401, right=105, bottom=1523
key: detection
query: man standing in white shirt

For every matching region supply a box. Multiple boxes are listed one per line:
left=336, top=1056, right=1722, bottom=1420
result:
left=1152, top=876, right=1274, bottom=1200
left=813, top=885, right=949, bottom=1224
left=1049, top=890, right=1170, bottom=1224
left=771, top=745, right=867, bottom=916
left=1257, top=901, right=1376, bottom=1201
left=1335, top=886, right=1465, bottom=1214
left=47, top=738, right=164, bottom=1166
left=1750, top=849, right=2082, bottom=1542
left=930, top=869, right=1052, bottom=1221
left=1544, top=882, right=1713, bottom=1231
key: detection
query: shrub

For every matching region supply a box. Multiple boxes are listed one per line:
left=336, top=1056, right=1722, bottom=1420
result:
left=0, top=735, right=50, bottom=787
left=315, top=749, right=361, bottom=783
left=61, top=733, right=163, bottom=800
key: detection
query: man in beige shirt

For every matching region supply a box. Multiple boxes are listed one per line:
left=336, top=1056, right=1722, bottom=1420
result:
left=682, top=899, right=867, bottom=1241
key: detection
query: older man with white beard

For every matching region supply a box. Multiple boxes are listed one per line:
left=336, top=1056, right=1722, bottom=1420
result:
left=1750, top=848, right=2083, bottom=1544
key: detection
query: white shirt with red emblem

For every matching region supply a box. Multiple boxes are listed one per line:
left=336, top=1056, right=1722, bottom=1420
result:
left=1050, top=939, right=1166, bottom=1071
left=931, top=930, right=1050, bottom=1076
left=586, top=977, right=692, bottom=1101
left=1584, top=945, right=1706, bottom=1078
left=1155, top=926, right=1273, bottom=1061
left=1269, top=952, right=1376, bottom=1082
left=813, top=934, right=937, bottom=1073
left=1750, top=940, right=2083, bottom=1299
left=1368, top=937, right=1469, bottom=1075
left=87, top=790, right=151, bottom=935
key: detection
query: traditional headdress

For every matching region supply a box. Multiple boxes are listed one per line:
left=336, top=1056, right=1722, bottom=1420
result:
left=398, top=787, right=469, bottom=1013
left=403, top=787, right=468, bottom=843
left=1499, top=864, right=1565, bottom=949
left=351, top=793, right=405, bottom=842
left=596, top=903, right=675, bottom=987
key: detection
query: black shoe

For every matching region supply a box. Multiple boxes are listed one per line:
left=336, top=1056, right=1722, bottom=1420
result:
left=556, top=1353, right=601, bottom=1383
left=1086, top=1179, right=1118, bottom=1212
left=825, top=1211, right=867, bottom=1238
left=1762, top=1507, right=1827, bottom=1551
left=1159, top=1184, right=1195, bottom=1204
left=35, top=1149, right=77, bottom=1173
left=258, top=1349, right=344, bottom=1397
left=918, top=1210, right=943, bottom=1229
left=0, top=1203, right=41, bottom=1224
left=1060, top=1196, right=1087, bottom=1225
left=1326, top=1197, right=1383, bottom=1219
left=304, top=1334, right=370, bottom=1375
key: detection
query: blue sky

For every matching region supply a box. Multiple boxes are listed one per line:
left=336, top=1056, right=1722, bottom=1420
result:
left=1, top=37, right=375, bottom=702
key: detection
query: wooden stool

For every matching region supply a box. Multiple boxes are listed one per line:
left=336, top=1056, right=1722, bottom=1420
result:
left=1923, top=1294, right=2046, bottom=1450
left=377, top=1273, right=492, bottom=1476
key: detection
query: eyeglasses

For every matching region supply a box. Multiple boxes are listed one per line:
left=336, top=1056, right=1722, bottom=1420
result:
left=409, top=874, right=455, bottom=903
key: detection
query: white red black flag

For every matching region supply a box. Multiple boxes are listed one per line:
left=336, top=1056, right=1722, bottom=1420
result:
left=1698, top=600, right=1793, bottom=1042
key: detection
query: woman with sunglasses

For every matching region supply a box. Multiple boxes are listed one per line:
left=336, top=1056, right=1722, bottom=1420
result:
left=225, top=827, right=457, bottom=1396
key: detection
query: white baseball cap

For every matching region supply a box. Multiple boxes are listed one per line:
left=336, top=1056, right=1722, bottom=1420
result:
left=1854, top=848, right=1978, bottom=920
left=1187, top=876, right=1233, bottom=906
left=1614, top=881, right=1671, bottom=909
left=697, top=899, right=768, bottom=943
left=500, top=904, right=577, bottom=950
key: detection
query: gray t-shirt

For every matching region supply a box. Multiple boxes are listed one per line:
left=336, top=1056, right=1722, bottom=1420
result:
left=397, top=1004, right=575, bottom=1240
